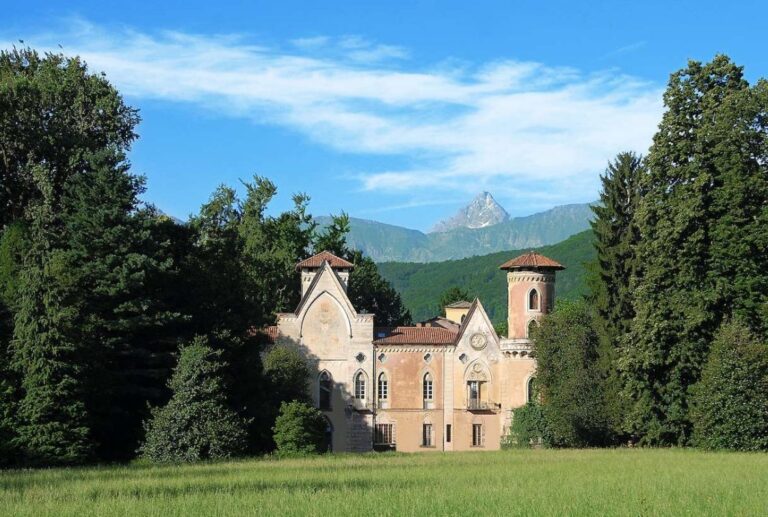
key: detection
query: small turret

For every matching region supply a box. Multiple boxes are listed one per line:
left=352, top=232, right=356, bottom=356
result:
left=295, top=251, right=354, bottom=297
left=499, top=251, right=564, bottom=341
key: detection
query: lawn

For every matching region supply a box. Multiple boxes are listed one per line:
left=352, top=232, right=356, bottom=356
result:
left=1, top=449, right=767, bottom=516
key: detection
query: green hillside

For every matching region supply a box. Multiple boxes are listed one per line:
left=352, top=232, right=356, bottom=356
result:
left=377, top=229, right=595, bottom=324
left=316, top=203, right=593, bottom=263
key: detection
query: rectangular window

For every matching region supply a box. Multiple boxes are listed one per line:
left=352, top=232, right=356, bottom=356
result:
left=375, top=424, right=394, bottom=445
left=472, top=424, right=483, bottom=447
left=422, top=424, right=433, bottom=447
left=446, top=424, right=452, bottom=443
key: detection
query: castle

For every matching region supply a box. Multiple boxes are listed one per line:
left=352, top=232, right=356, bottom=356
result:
left=268, top=249, right=564, bottom=452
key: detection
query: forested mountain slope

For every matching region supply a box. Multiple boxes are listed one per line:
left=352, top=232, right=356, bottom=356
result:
left=377, top=230, right=595, bottom=324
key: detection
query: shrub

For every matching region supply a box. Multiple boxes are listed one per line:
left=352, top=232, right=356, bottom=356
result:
left=504, top=403, right=549, bottom=448
left=272, top=401, right=328, bottom=457
left=532, top=300, right=613, bottom=447
left=691, top=320, right=768, bottom=451
left=140, top=336, right=248, bottom=463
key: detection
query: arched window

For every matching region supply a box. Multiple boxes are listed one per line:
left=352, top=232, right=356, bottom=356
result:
left=354, top=372, right=366, bottom=400
left=528, top=289, right=540, bottom=311
left=378, top=372, right=388, bottom=401
left=527, top=319, right=538, bottom=338
left=319, top=371, right=332, bottom=410
left=423, top=373, right=433, bottom=401
left=527, top=377, right=537, bottom=403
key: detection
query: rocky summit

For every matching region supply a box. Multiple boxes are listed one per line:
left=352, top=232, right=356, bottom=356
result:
left=430, top=192, right=510, bottom=233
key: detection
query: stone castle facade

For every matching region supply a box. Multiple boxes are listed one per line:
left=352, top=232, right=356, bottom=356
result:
left=268, top=249, right=564, bottom=452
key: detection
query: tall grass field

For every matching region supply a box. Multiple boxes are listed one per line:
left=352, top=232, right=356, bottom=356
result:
left=2, top=449, right=767, bottom=516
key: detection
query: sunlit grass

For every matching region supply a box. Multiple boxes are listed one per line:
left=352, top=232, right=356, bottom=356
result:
left=2, top=449, right=767, bottom=516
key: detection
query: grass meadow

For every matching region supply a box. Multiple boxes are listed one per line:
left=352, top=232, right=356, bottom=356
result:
left=1, top=449, right=767, bottom=516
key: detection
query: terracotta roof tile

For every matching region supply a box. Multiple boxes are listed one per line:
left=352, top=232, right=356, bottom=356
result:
left=295, top=251, right=354, bottom=271
left=499, top=251, right=565, bottom=271
left=444, top=300, right=472, bottom=308
left=373, top=326, right=458, bottom=345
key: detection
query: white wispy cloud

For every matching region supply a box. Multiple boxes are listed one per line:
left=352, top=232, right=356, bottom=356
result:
left=3, top=20, right=664, bottom=204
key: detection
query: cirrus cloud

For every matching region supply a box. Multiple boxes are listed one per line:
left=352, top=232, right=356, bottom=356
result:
left=3, top=19, right=664, bottom=204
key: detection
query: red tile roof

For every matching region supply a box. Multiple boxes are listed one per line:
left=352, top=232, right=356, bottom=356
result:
left=295, top=251, right=354, bottom=271
left=373, top=326, right=458, bottom=345
left=444, top=300, right=472, bottom=309
left=499, top=251, right=565, bottom=271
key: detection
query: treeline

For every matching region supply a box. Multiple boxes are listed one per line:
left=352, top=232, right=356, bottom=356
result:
left=0, top=48, right=410, bottom=467
left=511, top=55, right=768, bottom=450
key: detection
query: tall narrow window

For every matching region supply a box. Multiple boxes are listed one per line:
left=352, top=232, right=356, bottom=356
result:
left=472, top=424, right=484, bottom=447
left=529, top=289, right=540, bottom=311
left=468, top=380, right=480, bottom=409
left=354, top=372, right=366, bottom=400
left=446, top=424, right=452, bottom=443
left=423, top=373, right=433, bottom=401
left=319, top=371, right=332, bottom=410
left=422, top=423, right=433, bottom=447
left=378, top=372, right=388, bottom=401
left=527, top=377, right=537, bottom=404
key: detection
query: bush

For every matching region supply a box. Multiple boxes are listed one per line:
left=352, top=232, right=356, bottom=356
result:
left=532, top=300, right=613, bottom=447
left=691, top=320, right=768, bottom=451
left=140, top=336, right=248, bottom=463
left=272, top=401, right=328, bottom=457
left=504, top=403, right=548, bottom=448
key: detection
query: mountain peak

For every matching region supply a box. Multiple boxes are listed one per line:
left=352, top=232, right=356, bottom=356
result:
left=430, top=192, right=510, bottom=233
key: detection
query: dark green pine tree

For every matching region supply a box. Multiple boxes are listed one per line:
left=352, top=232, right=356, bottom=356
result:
left=0, top=222, right=27, bottom=465
left=588, top=152, right=645, bottom=437
left=589, top=152, right=644, bottom=343
left=622, top=56, right=768, bottom=445
left=59, top=151, right=187, bottom=461
left=140, top=336, right=248, bottom=463
left=11, top=165, right=93, bottom=465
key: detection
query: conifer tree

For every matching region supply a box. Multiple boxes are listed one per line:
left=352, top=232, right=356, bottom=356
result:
left=140, top=336, right=248, bottom=463
left=589, top=152, right=644, bottom=436
left=622, top=56, right=768, bottom=444
left=590, top=152, right=644, bottom=343
left=11, top=165, right=93, bottom=465
left=58, top=151, right=186, bottom=460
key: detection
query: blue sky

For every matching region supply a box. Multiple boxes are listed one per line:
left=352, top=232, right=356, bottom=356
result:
left=3, top=1, right=767, bottom=230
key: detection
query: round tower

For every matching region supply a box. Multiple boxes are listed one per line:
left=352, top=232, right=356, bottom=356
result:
left=498, top=251, right=565, bottom=341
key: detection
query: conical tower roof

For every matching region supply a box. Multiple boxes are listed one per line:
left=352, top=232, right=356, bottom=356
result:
left=499, top=251, right=565, bottom=271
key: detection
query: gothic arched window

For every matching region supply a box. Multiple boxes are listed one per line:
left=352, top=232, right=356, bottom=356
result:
left=529, top=289, right=540, bottom=311
left=319, top=371, right=332, bottom=410
left=423, top=373, right=433, bottom=401
left=378, top=372, right=388, bottom=401
left=354, top=372, right=366, bottom=400
left=527, top=377, right=537, bottom=403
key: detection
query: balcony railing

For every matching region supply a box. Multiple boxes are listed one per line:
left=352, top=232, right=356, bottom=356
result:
left=467, top=400, right=499, bottom=411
